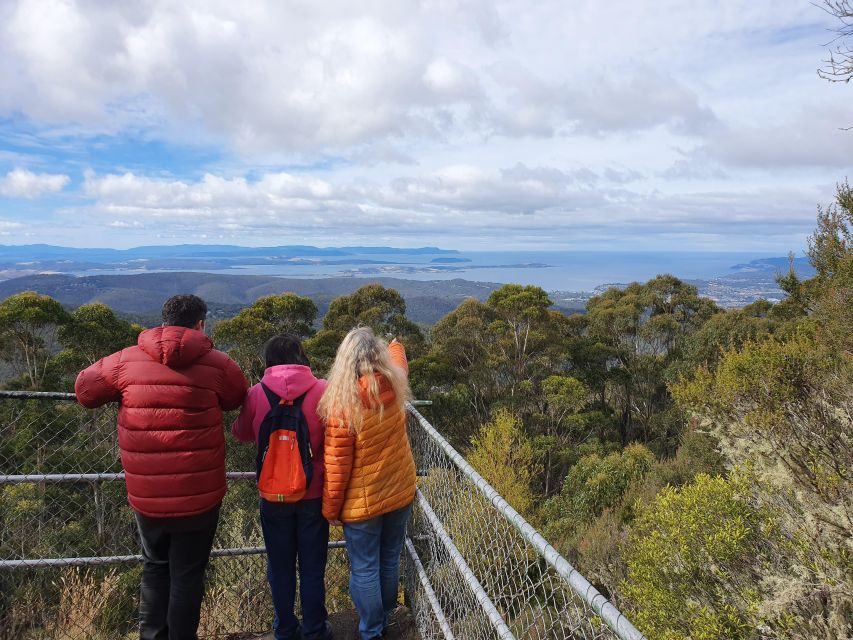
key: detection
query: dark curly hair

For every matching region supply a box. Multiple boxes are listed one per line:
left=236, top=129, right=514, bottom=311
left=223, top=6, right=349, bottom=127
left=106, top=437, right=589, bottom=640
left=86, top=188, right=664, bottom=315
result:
left=162, top=294, right=208, bottom=328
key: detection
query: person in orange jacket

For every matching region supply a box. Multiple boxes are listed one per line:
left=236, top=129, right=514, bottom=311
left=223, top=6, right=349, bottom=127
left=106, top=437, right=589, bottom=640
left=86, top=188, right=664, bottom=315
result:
left=318, top=327, right=416, bottom=640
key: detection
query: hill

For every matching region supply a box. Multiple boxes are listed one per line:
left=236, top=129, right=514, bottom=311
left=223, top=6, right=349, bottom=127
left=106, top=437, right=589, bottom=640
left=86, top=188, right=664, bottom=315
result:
left=0, top=272, right=511, bottom=325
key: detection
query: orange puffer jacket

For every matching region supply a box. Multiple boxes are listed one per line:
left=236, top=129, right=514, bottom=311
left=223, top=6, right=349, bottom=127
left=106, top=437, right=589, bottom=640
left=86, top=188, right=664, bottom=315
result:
left=322, top=341, right=416, bottom=523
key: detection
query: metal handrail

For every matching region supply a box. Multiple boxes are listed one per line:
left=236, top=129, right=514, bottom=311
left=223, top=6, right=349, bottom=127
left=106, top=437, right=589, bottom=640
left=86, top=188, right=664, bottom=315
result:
left=0, top=390, right=80, bottom=400
left=0, top=472, right=257, bottom=483
left=0, top=390, right=433, bottom=405
left=406, top=403, right=647, bottom=640
left=0, top=542, right=348, bottom=569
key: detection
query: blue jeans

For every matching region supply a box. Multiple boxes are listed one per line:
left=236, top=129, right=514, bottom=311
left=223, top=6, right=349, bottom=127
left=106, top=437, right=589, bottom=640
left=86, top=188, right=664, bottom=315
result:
left=343, top=502, right=413, bottom=640
left=260, top=498, right=330, bottom=640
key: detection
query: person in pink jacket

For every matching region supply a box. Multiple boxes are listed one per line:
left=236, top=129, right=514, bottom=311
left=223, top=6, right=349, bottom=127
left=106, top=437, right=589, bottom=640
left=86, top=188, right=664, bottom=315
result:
left=232, top=334, right=332, bottom=640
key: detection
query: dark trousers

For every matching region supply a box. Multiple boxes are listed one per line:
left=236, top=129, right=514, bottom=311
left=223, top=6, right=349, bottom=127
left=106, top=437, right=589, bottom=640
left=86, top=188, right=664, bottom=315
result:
left=135, top=505, right=221, bottom=640
left=260, top=498, right=330, bottom=640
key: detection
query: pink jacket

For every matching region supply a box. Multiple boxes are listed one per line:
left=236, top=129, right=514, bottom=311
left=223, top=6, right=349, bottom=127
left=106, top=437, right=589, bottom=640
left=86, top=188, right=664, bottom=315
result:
left=231, top=365, right=327, bottom=501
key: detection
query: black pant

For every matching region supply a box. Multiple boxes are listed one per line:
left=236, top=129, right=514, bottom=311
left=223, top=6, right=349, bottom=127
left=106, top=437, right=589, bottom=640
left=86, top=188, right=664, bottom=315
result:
left=135, top=505, right=221, bottom=640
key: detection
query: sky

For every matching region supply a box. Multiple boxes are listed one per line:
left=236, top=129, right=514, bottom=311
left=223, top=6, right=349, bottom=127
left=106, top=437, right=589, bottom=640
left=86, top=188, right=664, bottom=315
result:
left=0, top=0, right=850, bottom=252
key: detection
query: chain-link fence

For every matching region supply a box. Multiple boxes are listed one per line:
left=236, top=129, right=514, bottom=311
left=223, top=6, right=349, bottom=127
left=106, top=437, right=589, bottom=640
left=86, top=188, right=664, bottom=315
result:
left=0, top=392, right=352, bottom=640
left=403, top=404, right=645, bottom=640
left=1, top=392, right=644, bottom=640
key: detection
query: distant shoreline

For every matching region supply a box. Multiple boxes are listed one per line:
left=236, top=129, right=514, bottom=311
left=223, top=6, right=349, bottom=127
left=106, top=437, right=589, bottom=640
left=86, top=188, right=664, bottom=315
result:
left=0, top=245, right=813, bottom=313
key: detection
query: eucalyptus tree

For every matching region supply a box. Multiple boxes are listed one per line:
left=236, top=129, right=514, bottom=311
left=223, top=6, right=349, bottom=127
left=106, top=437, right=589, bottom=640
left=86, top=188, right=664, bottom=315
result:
left=0, top=292, right=70, bottom=389
left=56, top=303, right=142, bottom=370
left=306, top=284, right=424, bottom=375
left=213, top=293, right=317, bottom=381
left=585, top=275, right=718, bottom=447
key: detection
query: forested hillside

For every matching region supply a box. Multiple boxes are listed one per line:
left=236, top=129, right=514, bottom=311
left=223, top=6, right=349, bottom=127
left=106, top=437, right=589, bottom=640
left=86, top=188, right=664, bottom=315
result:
left=0, top=184, right=850, bottom=639
left=0, top=273, right=510, bottom=325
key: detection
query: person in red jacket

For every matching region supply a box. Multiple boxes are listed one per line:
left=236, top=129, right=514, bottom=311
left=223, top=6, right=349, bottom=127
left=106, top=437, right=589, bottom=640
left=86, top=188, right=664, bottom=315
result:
left=75, top=294, right=247, bottom=640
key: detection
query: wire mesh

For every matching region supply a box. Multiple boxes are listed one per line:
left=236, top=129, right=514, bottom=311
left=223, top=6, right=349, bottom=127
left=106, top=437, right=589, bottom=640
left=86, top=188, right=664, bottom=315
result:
left=404, top=404, right=645, bottom=640
left=0, top=394, right=352, bottom=640
left=1, top=392, right=642, bottom=640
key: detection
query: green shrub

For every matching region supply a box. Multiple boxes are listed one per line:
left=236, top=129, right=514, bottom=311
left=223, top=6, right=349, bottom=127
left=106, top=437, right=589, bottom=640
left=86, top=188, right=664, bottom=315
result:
left=621, top=473, right=772, bottom=640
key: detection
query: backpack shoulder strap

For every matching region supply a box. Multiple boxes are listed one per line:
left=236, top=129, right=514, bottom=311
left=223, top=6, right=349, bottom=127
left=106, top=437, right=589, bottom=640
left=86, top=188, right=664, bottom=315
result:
left=292, top=390, right=309, bottom=409
left=290, top=390, right=314, bottom=482
left=259, top=382, right=280, bottom=409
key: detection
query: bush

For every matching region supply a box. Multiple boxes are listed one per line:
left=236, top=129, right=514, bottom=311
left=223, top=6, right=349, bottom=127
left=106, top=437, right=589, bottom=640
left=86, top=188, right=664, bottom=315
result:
left=568, top=429, right=726, bottom=599
left=544, top=443, right=654, bottom=541
left=621, top=473, right=774, bottom=640
left=467, top=409, right=536, bottom=518
left=671, top=336, right=853, bottom=638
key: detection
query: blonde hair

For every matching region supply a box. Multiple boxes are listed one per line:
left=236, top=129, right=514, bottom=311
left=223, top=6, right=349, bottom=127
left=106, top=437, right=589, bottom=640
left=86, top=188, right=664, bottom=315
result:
left=318, top=327, right=411, bottom=434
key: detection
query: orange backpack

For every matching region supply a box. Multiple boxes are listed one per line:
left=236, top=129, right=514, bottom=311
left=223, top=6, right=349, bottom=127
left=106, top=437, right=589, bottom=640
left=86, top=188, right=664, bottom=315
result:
left=255, top=384, right=313, bottom=503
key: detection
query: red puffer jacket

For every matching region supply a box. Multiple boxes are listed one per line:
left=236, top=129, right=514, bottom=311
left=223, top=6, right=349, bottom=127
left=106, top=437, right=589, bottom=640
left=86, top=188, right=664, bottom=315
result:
left=75, top=326, right=248, bottom=518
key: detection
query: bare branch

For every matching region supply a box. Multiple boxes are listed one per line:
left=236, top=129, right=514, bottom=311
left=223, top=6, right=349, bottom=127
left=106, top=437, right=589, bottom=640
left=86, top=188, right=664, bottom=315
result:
left=817, top=0, right=853, bottom=82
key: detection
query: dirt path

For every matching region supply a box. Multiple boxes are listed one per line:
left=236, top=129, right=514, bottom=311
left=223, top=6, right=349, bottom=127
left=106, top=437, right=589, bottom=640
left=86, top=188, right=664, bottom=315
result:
left=232, top=606, right=418, bottom=640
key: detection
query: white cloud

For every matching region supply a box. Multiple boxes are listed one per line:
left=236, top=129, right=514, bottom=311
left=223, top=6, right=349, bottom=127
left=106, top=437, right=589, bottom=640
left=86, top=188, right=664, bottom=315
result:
left=422, top=59, right=482, bottom=101
left=483, top=67, right=717, bottom=138
left=0, top=0, right=829, bottom=155
left=700, top=105, right=853, bottom=169
left=71, top=167, right=823, bottom=250
left=107, top=220, right=144, bottom=228
left=0, top=0, right=501, bottom=152
left=0, top=1, right=845, bottom=251
left=0, top=168, right=70, bottom=198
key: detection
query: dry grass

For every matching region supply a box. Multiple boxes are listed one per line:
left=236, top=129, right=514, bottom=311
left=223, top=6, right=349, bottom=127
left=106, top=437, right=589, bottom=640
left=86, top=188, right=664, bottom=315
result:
left=47, top=568, right=121, bottom=640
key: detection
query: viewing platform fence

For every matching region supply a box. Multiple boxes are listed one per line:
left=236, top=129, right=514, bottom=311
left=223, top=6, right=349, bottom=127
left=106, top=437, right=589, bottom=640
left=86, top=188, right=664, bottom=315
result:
left=0, top=391, right=644, bottom=640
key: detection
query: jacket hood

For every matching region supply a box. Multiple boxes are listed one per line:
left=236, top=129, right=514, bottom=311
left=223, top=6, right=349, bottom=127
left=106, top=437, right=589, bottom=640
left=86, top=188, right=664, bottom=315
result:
left=138, top=326, right=213, bottom=368
left=358, top=372, right=398, bottom=409
left=262, top=365, right=319, bottom=400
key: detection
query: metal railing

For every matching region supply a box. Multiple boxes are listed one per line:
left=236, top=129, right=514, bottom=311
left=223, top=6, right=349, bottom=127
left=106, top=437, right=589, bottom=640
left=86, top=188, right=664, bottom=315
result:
left=404, top=404, right=645, bottom=640
left=0, top=391, right=354, bottom=639
left=0, top=391, right=644, bottom=640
